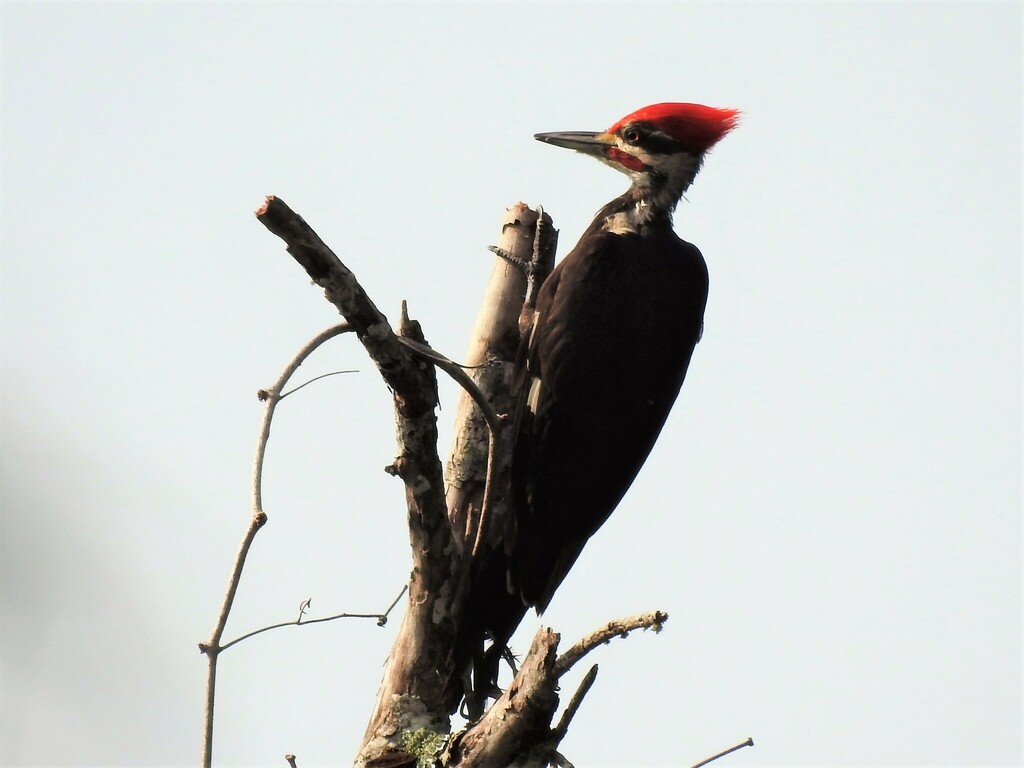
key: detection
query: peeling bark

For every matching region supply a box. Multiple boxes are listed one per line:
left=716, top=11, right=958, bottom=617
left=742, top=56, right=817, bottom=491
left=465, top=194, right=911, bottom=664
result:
left=445, top=204, right=556, bottom=553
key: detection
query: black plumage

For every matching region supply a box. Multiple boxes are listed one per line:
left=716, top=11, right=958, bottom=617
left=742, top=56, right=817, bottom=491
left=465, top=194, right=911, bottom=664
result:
left=508, top=199, right=708, bottom=610
left=452, top=102, right=737, bottom=717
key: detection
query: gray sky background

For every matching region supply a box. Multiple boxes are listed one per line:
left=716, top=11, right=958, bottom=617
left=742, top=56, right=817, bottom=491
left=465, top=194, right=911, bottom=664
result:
left=1, top=3, right=1021, bottom=767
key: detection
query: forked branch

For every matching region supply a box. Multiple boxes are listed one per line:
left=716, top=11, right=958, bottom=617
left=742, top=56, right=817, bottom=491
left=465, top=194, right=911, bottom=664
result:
left=200, top=321, right=358, bottom=768
left=218, top=586, right=407, bottom=652
left=256, top=196, right=438, bottom=417
left=256, top=196, right=464, bottom=759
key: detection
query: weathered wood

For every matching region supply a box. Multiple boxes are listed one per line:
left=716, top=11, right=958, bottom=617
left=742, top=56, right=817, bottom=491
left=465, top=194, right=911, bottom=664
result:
left=445, top=204, right=555, bottom=554
left=256, top=197, right=457, bottom=764
left=257, top=196, right=437, bottom=416
left=444, top=627, right=562, bottom=768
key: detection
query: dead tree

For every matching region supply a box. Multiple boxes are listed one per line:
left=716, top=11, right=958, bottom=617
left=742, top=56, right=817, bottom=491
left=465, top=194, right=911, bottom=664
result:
left=238, top=196, right=704, bottom=767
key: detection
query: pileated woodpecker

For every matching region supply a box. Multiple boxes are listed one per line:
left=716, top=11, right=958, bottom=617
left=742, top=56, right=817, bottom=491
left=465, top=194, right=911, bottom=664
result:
left=455, top=103, right=737, bottom=714
left=510, top=102, right=738, bottom=609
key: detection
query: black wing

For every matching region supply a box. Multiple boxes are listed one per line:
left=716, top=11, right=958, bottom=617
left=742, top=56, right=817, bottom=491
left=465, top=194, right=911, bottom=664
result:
left=508, top=224, right=708, bottom=611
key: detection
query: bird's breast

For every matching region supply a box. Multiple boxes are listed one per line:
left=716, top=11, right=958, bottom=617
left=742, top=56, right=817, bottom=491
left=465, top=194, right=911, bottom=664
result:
left=529, top=228, right=708, bottom=410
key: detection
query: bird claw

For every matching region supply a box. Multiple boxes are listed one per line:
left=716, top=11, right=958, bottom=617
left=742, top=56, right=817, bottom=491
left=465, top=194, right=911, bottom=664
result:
left=488, top=245, right=545, bottom=278
left=489, top=205, right=556, bottom=315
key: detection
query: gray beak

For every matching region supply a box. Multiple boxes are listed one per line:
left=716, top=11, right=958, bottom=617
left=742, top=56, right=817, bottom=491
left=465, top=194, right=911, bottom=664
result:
left=534, top=131, right=613, bottom=158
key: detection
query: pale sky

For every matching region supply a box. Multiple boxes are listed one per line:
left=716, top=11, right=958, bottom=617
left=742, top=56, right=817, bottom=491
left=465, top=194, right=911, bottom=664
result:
left=1, top=3, right=1021, bottom=767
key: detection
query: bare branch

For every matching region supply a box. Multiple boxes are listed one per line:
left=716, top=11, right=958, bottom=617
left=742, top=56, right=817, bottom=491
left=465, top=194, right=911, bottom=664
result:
left=198, top=509, right=266, bottom=768
left=468, top=422, right=502, bottom=560
left=218, top=586, right=408, bottom=652
left=200, top=322, right=354, bottom=768
left=258, top=198, right=460, bottom=752
left=253, top=323, right=354, bottom=514
left=554, top=610, right=668, bottom=677
left=378, top=583, right=410, bottom=625
left=552, top=664, right=599, bottom=742
left=279, top=369, right=358, bottom=399
left=690, top=738, right=755, bottom=768
left=396, top=335, right=503, bottom=435
left=256, top=199, right=452, bottom=575
left=255, top=196, right=437, bottom=415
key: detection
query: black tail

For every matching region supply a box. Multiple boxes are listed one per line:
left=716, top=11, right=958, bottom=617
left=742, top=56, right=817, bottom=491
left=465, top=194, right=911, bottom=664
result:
left=448, top=550, right=529, bottom=718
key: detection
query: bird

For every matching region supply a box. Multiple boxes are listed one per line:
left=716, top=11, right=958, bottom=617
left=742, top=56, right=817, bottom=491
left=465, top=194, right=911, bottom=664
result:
left=509, top=102, right=739, bottom=609
left=453, top=102, right=738, bottom=715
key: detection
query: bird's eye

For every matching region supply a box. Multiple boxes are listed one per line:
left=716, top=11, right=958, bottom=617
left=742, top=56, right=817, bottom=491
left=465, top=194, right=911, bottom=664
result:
left=623, top=126, right=643, bottom=145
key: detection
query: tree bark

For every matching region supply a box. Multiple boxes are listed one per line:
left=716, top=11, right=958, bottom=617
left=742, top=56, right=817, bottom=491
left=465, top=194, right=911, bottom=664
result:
left=446, top=204, right=555, bottom=553
left=257, top=197, right=457, bottom=762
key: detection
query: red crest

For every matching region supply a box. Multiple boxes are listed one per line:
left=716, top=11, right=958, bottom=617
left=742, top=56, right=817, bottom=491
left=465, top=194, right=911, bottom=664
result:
left=608, top=103, right=740, bottom=152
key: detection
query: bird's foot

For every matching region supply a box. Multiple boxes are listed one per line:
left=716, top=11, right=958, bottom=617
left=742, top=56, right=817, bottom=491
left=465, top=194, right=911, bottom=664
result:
left=489, top=244, right=544, bottom=277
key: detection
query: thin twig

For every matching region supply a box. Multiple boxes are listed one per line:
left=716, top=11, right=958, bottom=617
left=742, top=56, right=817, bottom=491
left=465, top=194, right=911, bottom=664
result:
left=554, top=611, right=668, bottom=677
left=200, top=322, right=352, bottom=768
left=378, top=583, right=408, bottom=624
left=395, top=336, right=503, bottom=434
left=690, top=738, right=754, bottom=768
left=199, top=510, right=266, bottom=768
left=253, top=323, right=354, bottom=513
left=468, top=425, right=501, bottom=559
left=280, top=369, right=358, bottom=399
left=552, top=664, right=598, bottom=741
left=256, top=196, right=439, bottom=415
left=218, top=585, right=408, bottom=652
